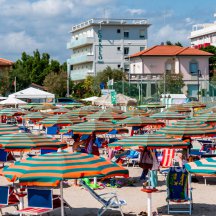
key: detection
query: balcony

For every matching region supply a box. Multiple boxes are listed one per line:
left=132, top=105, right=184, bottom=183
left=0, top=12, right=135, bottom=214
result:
left=67, top=37, right=94, bottom=49
left=70, top=69, right=94, bottom=81
left=127, top=73, right=162, bottom=81
left=68, top=54, right=94, bottom=65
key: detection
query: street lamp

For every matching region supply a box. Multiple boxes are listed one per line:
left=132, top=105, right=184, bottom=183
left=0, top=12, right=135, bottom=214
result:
left=197, top=69, right=202, bottom=101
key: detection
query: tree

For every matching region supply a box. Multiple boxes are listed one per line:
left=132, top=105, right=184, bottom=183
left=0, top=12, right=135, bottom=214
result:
left=0, top=68, right=11, bottom=95
left=158, top=73, right=185, bottom=94
left=43, top=70, right=68, bottom=97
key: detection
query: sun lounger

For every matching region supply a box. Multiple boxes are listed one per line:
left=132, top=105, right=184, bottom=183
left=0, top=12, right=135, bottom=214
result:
left=0, top=186, right=19, bottom=214
left=80, top=180, right=126, bottom=216
left=15, top=188, right=69, bottom=215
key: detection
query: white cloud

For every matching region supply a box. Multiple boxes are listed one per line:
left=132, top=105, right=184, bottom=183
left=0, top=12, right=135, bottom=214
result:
left=149, top=25, right=190, bottom=46
left=185, top=17, right=195, bottom=26
left=0, top=31, right=42, bottom=54
left=127, top=9, right=146, bottom=16
left=81, top=0, right=113, bottom=6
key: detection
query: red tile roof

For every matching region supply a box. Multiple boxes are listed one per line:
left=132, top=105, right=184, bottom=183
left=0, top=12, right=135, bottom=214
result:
left=0, top=58, right=13, bottom=66
left=130, top=45, right=213, bottom=58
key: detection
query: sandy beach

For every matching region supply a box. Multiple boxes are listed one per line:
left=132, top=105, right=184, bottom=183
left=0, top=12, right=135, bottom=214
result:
left=1, top=166, right=215, bottom=216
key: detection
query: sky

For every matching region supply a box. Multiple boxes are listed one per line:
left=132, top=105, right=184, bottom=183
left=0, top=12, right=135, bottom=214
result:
left=0, top=0, right=216, bottom=63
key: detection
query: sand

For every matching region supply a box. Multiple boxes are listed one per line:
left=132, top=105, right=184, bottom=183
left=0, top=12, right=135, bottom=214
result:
left=0, top=166, right=215, bottom=216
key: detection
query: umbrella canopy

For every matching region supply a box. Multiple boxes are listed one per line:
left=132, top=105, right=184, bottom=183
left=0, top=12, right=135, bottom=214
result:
left=81, top=96, right=99, bottom=102
left=94, top=94, right=137, bottom=106
left=124, top=110, right=149, bottom=117
left=0, top=108, right=26, bottom=116
left=108, top=134, right=189, bottom=149
left=185, top=157, right=216, bottom=176
left=0, top=97, right=27, bottom=105
left=2, top=152, right=129, bottom=187
left=39, top=115, right=83, bottom=127
left=0, top=133, right=67, bottom=151
left=193, top=113, right=216, bottom=125
left=0, top=124, right=19, bottom=135
left=48, top=108, right=70, bottom=115
left=150, top=111, right=187, bottom=120
left=32, top=104, right=57, bottom=111
left=65, top=109, right=95, bottom=117
left=138, top=103, right=166, bottom=109
left=105, top=108, right=125, bottom=114
left=117, top=116, right=165, bottom=127
left=183, top=102, right=206, bottom=109
left=23, top=112, right=52, bottom=121
left=60, top=120, right=128, bottom=135
left=80, top=106, right=101, bottom=112
left=158, top=119, right=216, bottom=138
left=168, top=105, right=191, bottom=113
left=86, top=110, right=127, bottom=121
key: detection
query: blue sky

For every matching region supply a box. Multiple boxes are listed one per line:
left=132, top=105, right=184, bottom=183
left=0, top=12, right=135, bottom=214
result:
left=0, top=0, right=215, bottom=63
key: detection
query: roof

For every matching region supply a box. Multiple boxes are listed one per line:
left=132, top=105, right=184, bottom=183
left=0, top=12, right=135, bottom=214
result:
left=0, top=96, right=27, bottom=105
left=0, top=58, right=13, bottom=66
left=9, top=87, right=55, bottom=99
left=130, top=45, right=214, bottom=58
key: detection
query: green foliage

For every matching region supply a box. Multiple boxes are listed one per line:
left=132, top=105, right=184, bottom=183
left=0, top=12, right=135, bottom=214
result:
left=43, top=70, right=68, bottom=97
left=10, top=50, right=66, bottom=93
left=165, top=41, right=183, bottom=47
left=0, top=68, right=11, bottom=95
left=158, top=73, right=185, bottom=94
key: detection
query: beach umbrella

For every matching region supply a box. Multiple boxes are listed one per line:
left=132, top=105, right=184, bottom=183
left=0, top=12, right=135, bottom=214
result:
left=0, top=97, right=27, bottom=106
left=86, top=110, right=127, bottom=121
left=193, top=113, right=216, bottom=126
left=48, top=108, right=70, bottom=115
left=0, top=108, right=25, bottom=116
left=0, top=133, right=67, bottom=151
left=65, top=109, right=95, bottom=117
left=2, top=152, right=129, bottom=216
left=80, top=106, right=101, bottom=112
left=117, top=116, right=165, bottom=127
left=32, top=104, right=57, bottom=111
left=185, top=157, right=216, bottom=176
left=23, top=112, right=52, bottom=122
left=39, top=115, right=83, bottom=127
left=108, top=134, right=189, bottom=149
left=183, top=101, right=206, bottom=109
left=60, top=120, right=128, bottom=135
left=138, top=103, right=166, bottom=109
left=105, top=108, right=125, bottom=114
left=158, top=119, right=216, bottom=138
left=0, top=124, right=19, bottom=135
left=168, top=105, right=191, bottom=113
left=124, top=110, right=149, bottom=117
left=150, top=111, right=187, bottom=120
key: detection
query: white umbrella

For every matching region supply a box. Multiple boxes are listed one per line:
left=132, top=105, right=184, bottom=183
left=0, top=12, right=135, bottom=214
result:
left=81, top=96, right=99, bottom=102
left=0, top=96, right=27, bottom=105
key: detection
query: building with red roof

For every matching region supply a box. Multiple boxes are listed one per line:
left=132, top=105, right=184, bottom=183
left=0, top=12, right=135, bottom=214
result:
left=0, top=58, right=13, bottom=71
left=129, top=45, right=213, bottom=97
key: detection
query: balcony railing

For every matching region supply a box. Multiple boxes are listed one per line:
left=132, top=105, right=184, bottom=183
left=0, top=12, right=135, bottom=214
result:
left=127, top=73, right=162, bottom=81
left=68, top=54, right=94, bottom=65
left=70, top=69, right=94, bottom=81
left=67, top=37, right=94, bottom=49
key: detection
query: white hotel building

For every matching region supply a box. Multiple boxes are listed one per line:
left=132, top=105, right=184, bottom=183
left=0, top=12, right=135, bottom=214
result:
left=67, top=18, right=150, bottom=81
left=190, top=15, right=216, bottom=48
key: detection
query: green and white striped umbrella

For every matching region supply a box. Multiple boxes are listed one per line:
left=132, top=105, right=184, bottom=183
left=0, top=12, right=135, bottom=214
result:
left=158, top=119, right=216, bottom=138
left=86, top=110, right=127, bottom=121
left=23, top=112, right=52, bottom=121
left=168, top=105, right=191, bottom=113
left=108, top=134, right=189, bottom=149
left=150, top=111, right=187, bottom=120
left=65, top=109, right=95, bottom=117
left=117, top=116, right=165, bottom=127
left=193, top=113, right=216, bottom=124
left=0, top=108, right=25, bottom=116
left=185, top=157, right=216, bottom=176
left=124, top=110, right=149, bottom=117
left=183, top=102, right=206, bottom=109
left=60, top=120, right=128, bottom=135
left=40, top=114, right=82, bottom=126
left=0, top=124, right=19, bottom=135
left=0, top=133, right=67, bottom=151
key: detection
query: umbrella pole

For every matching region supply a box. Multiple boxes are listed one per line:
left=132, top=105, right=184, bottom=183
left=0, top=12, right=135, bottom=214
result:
left=60, top=181, right=64, bottom=216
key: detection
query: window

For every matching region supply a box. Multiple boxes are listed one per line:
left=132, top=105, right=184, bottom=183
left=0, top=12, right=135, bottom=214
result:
left=189, top=62, right=198, bottom=75
left=124, top=47, right=129, bottom=55
left=140, top=30, right=145, bottom=38
left=117, top=47, right=121, bottom=51
left=117, top=29, right=121, bottom=33
left=124, top=31, right=129, bottom=38
left=140, top=47, right=145, bottom=51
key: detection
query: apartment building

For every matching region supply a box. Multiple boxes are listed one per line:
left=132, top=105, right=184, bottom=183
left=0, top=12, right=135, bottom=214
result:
left=67, top=18, right=150, bottom=81
left=190, top=14, right=216, bottom=48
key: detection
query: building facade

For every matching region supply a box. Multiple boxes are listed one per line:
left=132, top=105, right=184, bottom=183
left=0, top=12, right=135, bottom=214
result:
left=0, top=58, right=13, bottom=72
left=129, top=45, right=212, bottom=97
left=190, top=15, right=216, bottom=48
left=67, top=18, right=150, bottom=81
